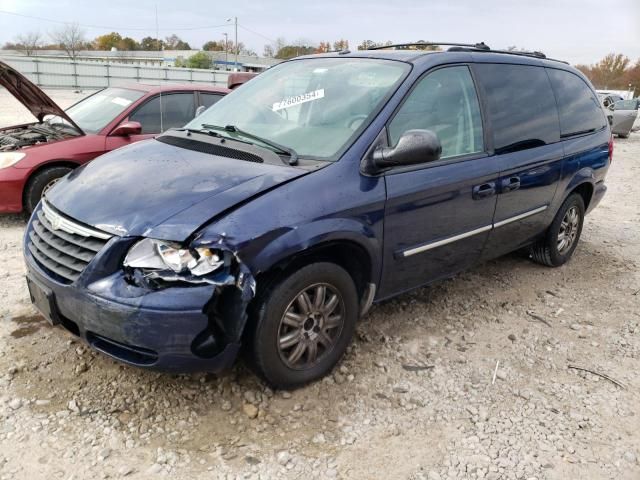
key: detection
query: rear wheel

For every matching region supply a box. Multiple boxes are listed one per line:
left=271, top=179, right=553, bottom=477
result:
left=530, top=193, right=585, bottom=267
left=247, top=262, right=358, bottom=389
left=24, top=166, right=73, bottom=214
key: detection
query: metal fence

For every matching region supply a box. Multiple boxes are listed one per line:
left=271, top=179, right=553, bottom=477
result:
left=0, top=55, right=231, bottom=89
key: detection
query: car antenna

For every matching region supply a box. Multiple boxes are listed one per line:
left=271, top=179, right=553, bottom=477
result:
left=155, top=5, right=163, bottom=133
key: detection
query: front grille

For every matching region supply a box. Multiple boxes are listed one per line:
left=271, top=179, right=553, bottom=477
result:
left=28, top=201, right=112, bottom=284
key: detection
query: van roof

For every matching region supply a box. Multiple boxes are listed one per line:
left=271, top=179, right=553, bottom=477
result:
left=298, top=42, right=569, bottom=66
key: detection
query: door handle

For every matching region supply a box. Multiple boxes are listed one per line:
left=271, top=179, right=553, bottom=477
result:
left=472, top=182, right=496, bottom=199
left=501, top=176, right=521, bottom=192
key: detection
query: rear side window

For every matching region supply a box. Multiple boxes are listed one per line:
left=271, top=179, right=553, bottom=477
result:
left=546, top=69, right=606, bottom=137
left=388, top=66, right=484, bottom=159
left=475, top=64, right=559, bottom=153
left=130, top=93, right=196, bottom=134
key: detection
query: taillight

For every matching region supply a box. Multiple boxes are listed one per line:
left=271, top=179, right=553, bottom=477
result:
left=608, top=135, right=614, bottom=164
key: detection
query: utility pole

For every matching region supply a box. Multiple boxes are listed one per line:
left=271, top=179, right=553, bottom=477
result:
left=223, top=32, right=228, bottom=70
left=227, top=17, right=238, bottom=71
left=234, top=16, right=238, bottom=71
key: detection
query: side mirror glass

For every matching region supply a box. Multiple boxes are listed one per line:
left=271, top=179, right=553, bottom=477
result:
left=372, top=129, right=442, bottom=170
left=111, top=121, right=142, bottom=137
left=195, top=105, right=207, bottom=117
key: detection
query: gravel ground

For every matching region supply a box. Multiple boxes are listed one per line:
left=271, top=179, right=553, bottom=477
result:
left=0, top=90, right=639, bottom=480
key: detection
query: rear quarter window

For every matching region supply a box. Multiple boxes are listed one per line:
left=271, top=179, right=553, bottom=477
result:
left=474, top=64, right=560, bottom=154
left=546, top=68, right=607, bottom=137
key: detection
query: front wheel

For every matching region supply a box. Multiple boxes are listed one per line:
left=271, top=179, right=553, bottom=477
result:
left=530, top=193, right=585, bottom=267
left=24, top=166, right=73, bottom=214
left=247, top=262, right=358, bottom=389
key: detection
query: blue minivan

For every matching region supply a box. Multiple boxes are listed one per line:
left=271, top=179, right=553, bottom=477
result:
left=23, top=43, right=612, bottom=388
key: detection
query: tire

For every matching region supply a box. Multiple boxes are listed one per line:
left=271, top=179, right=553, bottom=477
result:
left=530, top=193, right=585, bottom=267
left=24, top=166, right=73, bottom=214
left=618, top=133, right=629, bottom=139
left=247, top=262, right=358, bottom=389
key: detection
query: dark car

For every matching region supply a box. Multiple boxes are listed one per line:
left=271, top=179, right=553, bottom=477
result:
left=23, top=43, right=611, bottom=389
left=0, top=60, right=230, bottom=213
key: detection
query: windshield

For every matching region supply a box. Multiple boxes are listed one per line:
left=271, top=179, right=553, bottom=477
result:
left=46, top=88, right=145, bottom=134
left=186, top=58, right=410, bottom=160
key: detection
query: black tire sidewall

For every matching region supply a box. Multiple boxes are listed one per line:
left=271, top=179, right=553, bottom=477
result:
left=545, top=194, right=585, bottom=265
left=250, top=262, right=358, bottom=389
left=25, top=167, right=73, bottom=213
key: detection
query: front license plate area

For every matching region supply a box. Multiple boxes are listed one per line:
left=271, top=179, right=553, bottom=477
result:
left=26, top=276, right=60, bottom=326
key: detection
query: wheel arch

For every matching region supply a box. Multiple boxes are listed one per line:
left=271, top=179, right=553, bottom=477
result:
left=561, top=167, right=596, bottom=212
left=22, top=159, right=80, bottom=207
left=253, top=237, right=377, bottom=309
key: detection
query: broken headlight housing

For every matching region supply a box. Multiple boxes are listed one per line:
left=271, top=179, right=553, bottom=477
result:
left=124, top=238, right=225, bottom=277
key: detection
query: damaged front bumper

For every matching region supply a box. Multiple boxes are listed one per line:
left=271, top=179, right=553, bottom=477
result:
left=23, top=225, right=254, bottom=373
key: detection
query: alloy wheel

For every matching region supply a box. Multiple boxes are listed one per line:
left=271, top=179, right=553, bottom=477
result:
left=41, top=177, right=61, bottom=197
left=557, top=206, right=580, bottom=254
left=277, top=283, right=345, bottom=370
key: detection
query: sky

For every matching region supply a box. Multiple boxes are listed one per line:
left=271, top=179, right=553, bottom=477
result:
left=0, top=0, right=638, bottom=65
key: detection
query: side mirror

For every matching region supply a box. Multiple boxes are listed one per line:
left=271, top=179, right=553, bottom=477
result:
left=195, top=105, right=207, bottom=117
left=372, top=129, right=442, bottom=170
left=111, top=121, right=142, bottom=136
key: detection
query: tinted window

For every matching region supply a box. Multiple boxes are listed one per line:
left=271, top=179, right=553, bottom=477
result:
left=388, top=66, right=484, bottom=159
left=200, top=93, right=224, bottom=109
left=547, top=69, right=607, bottom=137
left=475, top=64, right=559, bottom=153
left=130, top=93, right=196, bottom=134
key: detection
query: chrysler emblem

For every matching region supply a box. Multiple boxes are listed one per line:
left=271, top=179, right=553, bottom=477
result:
left=49, top=213, right=62, bottom=231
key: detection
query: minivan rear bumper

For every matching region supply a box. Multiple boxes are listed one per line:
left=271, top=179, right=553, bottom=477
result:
left=24, top=252, right=239, bottom=373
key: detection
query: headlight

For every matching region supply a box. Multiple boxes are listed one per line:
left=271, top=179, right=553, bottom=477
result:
left=0, top=152, right=26, bottom=169
left=123, top=238, right=225, bottom=277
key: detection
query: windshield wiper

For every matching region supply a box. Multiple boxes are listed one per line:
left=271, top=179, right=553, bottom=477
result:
left=201, top=123, right=299, bottom=165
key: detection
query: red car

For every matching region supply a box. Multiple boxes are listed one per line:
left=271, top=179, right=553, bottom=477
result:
left=0, top=60, right=230, bottom=213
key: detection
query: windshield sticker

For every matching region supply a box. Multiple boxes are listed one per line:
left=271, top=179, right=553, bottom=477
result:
left=111, top=97, right=133, bottom=107
left=272, top=89, right=325, bottom=112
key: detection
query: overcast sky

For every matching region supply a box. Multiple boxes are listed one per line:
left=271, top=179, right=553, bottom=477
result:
left=0, top=0, right=638, bottom=65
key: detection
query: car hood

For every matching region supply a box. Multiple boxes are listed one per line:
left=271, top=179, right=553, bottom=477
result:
left=0, top=60, right=83, bottom=134
left=45, top=137, right=309, bottom=241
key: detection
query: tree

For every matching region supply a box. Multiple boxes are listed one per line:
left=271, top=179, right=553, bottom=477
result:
left=577, top=53, right=631, bottom=89
left=117, top=37, right=138, bottom=50
left=412, top=40, right=440, bottom=51
left=164, top=34, right=191, bottom=50
left=623, top=59, right=640, bottom=93
left=315, top=41, right=331, bottom=53
left=332, top=39, right=349, bottom=51
left=357, top=40, right=392, bottom=50
left=275, top=44, right=315, bottom=60
left=15, top=32, right=42, bottom=56
left=186, top=51, right=212, bottom=69
left=263, top=44, right=275, bottom=57
left=50, top=23, right=86, bottom=60
left=94, top=32, right=122, bottom=50
left=139, top=36, right=164, bottom=51
left=203, top=40, right=225, bottom=51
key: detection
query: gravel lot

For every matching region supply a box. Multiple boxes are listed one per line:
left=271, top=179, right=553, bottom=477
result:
left=0, top=89, right=639, bottom=480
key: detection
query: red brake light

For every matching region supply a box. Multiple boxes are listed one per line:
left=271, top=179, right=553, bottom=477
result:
left=608, top=135, right=614, bottom=164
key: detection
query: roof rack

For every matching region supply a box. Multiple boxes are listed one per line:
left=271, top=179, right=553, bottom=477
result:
left=367, top=42, right=490, bottom=51
left=367, top=42, right=568, bottom=64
